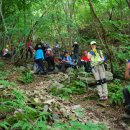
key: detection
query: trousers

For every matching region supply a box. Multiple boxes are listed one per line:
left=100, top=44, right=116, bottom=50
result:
left=92, top=64, right=108, bottom=97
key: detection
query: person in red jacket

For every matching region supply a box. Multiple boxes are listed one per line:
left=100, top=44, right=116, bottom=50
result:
left=80, top=51, right=91, bottom=72
left=81, top=51, right=90, bottom=62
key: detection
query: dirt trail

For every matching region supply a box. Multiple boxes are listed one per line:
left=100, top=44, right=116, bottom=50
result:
left=1, top=60, right=129, bottom=130
left=16, top=74, right=127, bottom=130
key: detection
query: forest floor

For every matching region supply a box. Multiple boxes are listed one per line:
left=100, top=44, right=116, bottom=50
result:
left=1, top=59, right=130, bottom=130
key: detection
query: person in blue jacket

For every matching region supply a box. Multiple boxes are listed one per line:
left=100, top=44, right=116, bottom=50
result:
left=34, top=43, right=46, bottom=74
left=60, top=51, right=74, bottom=72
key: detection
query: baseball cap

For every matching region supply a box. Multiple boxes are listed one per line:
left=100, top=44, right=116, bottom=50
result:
left=90, top=41, right=97, bottom=45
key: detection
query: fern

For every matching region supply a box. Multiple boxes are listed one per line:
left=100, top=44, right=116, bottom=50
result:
left=108, top=82, right=123, bottom=105
left=0, top=121, right=10, bottom=130
left=52, top=121, right=108, bottom=130
left=18, top=70, right=34, bottom=84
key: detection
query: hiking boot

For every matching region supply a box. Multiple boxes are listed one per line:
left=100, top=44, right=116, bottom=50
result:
left=99, top=96, right=108, bottom=101
left=102, top=96, right=108, bottom=100
left=99, top=96, right=104, bottom=101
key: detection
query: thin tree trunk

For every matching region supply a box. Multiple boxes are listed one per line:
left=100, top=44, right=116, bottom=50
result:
left=126, top=0, right=130, bottom=9
left=24, top=0, right=26, bottom=42
left=0, top=0, right=10, bottom=47
left=0, top=0, right=7, bottom=33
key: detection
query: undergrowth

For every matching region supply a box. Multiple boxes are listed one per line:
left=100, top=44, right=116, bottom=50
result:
left=50, top=80, right=87, bottom=99
left=18, top=69, right=34, bottom=84
left=108, top=79, right=123, bottom=105
left=0, top=80, right=107, bottom=130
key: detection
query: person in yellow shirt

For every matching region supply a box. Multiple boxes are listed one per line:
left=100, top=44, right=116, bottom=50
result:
left=89, top=41, right=108, bottom=100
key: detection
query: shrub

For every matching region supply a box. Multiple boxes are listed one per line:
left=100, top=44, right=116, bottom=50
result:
left=52, top=121, right=108, bottom=130
left=18, top=70, right=34, bottom=84
left=108, top=79, right=123, bottom=105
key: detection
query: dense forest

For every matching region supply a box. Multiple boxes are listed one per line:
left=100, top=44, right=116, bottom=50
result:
left=0, top=0, right=130, bottom=130
left=1, top=0, right=130, bottom=77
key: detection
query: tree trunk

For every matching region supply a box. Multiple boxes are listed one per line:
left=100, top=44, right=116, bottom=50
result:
left=126, top=0, right=130, bottom=9
left=0, top=0, right=10, bottom=47
left=24, top=0, right=26, bottom=42
left=87, top=0, right=114, bottom=73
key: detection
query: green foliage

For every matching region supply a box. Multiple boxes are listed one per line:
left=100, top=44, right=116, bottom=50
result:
left=52, top=121, right=108, bottom=130
left=19, top=70, right=34, bottom=84
left=0, top=61, right=4, bottom=68
left=108, top=79, right=123, bottom=105
left=0, top=82, right=51, bottom=130
left=0, top=71, right=9, bottom=80
left=50, top=80, right=87, bottom=99
left=50, top=86, right=72, bottom=99
left=68, top=80, right=87, bottom=94
left=0, top=79, right=107, bottom=130
left=127, top=85, right=130, bottom=93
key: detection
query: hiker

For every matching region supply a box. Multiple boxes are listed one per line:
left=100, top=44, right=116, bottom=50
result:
left=45, top=48, right=55, bottom=72
left=42, top=43, right=48, bottom=58
left=89, top=41, right=108, bottom=100
left=59, top=51, right=74, bottom=72
left=2, top=45, right=11, bottom=58
left=34, top=43, right=46, bottom=75
left=123, top=86, right=130, bottom=117
left=80, top=51, right=91, bottom=72
left=125, top=60, right=130, bottom=79
left=72, top=42, right=79, bottom=63
left=26, top=40, right=33, bottom=59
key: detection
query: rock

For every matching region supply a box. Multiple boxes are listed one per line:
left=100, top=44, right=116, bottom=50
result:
left=14, top=109, right=24, bottom=114
left=0, top=85, right=5, bottom=89
left=27, top=64, right=33, bottom=70
left=71, top=105, right=81, bottom=110
left=78, top=71, right=113, bottom=84
left=69, top=114, right=77, bottom=121
left=33, top=90, right=40, bottom=96
left=34, top=98, right=41, bottom=103
left=50, top=81, right=64, bottom=88
left=105, top=71, right=113, bottom=81
left=19, top=66, right=26, bottom=71
left=44, top=99, right=55, bottom=105
left=52, top=113, right=60, bottom=120
left=43, top=105, right=49, bottom=112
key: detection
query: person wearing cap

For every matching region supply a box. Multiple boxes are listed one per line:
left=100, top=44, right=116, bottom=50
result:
left=34, top=43, right=46, bottom=74
left=45, top=48, right=55, bottom=72
left=80, top=51, right=91, bottom=72
left=72, top=41, right=79, bottom=63
left=89, top=41, right=108, bottom=100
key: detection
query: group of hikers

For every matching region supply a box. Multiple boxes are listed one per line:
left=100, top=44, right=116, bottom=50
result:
left=1, top=39, right=130, bottom=117
left=2, top=40, right=108, bottom=101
